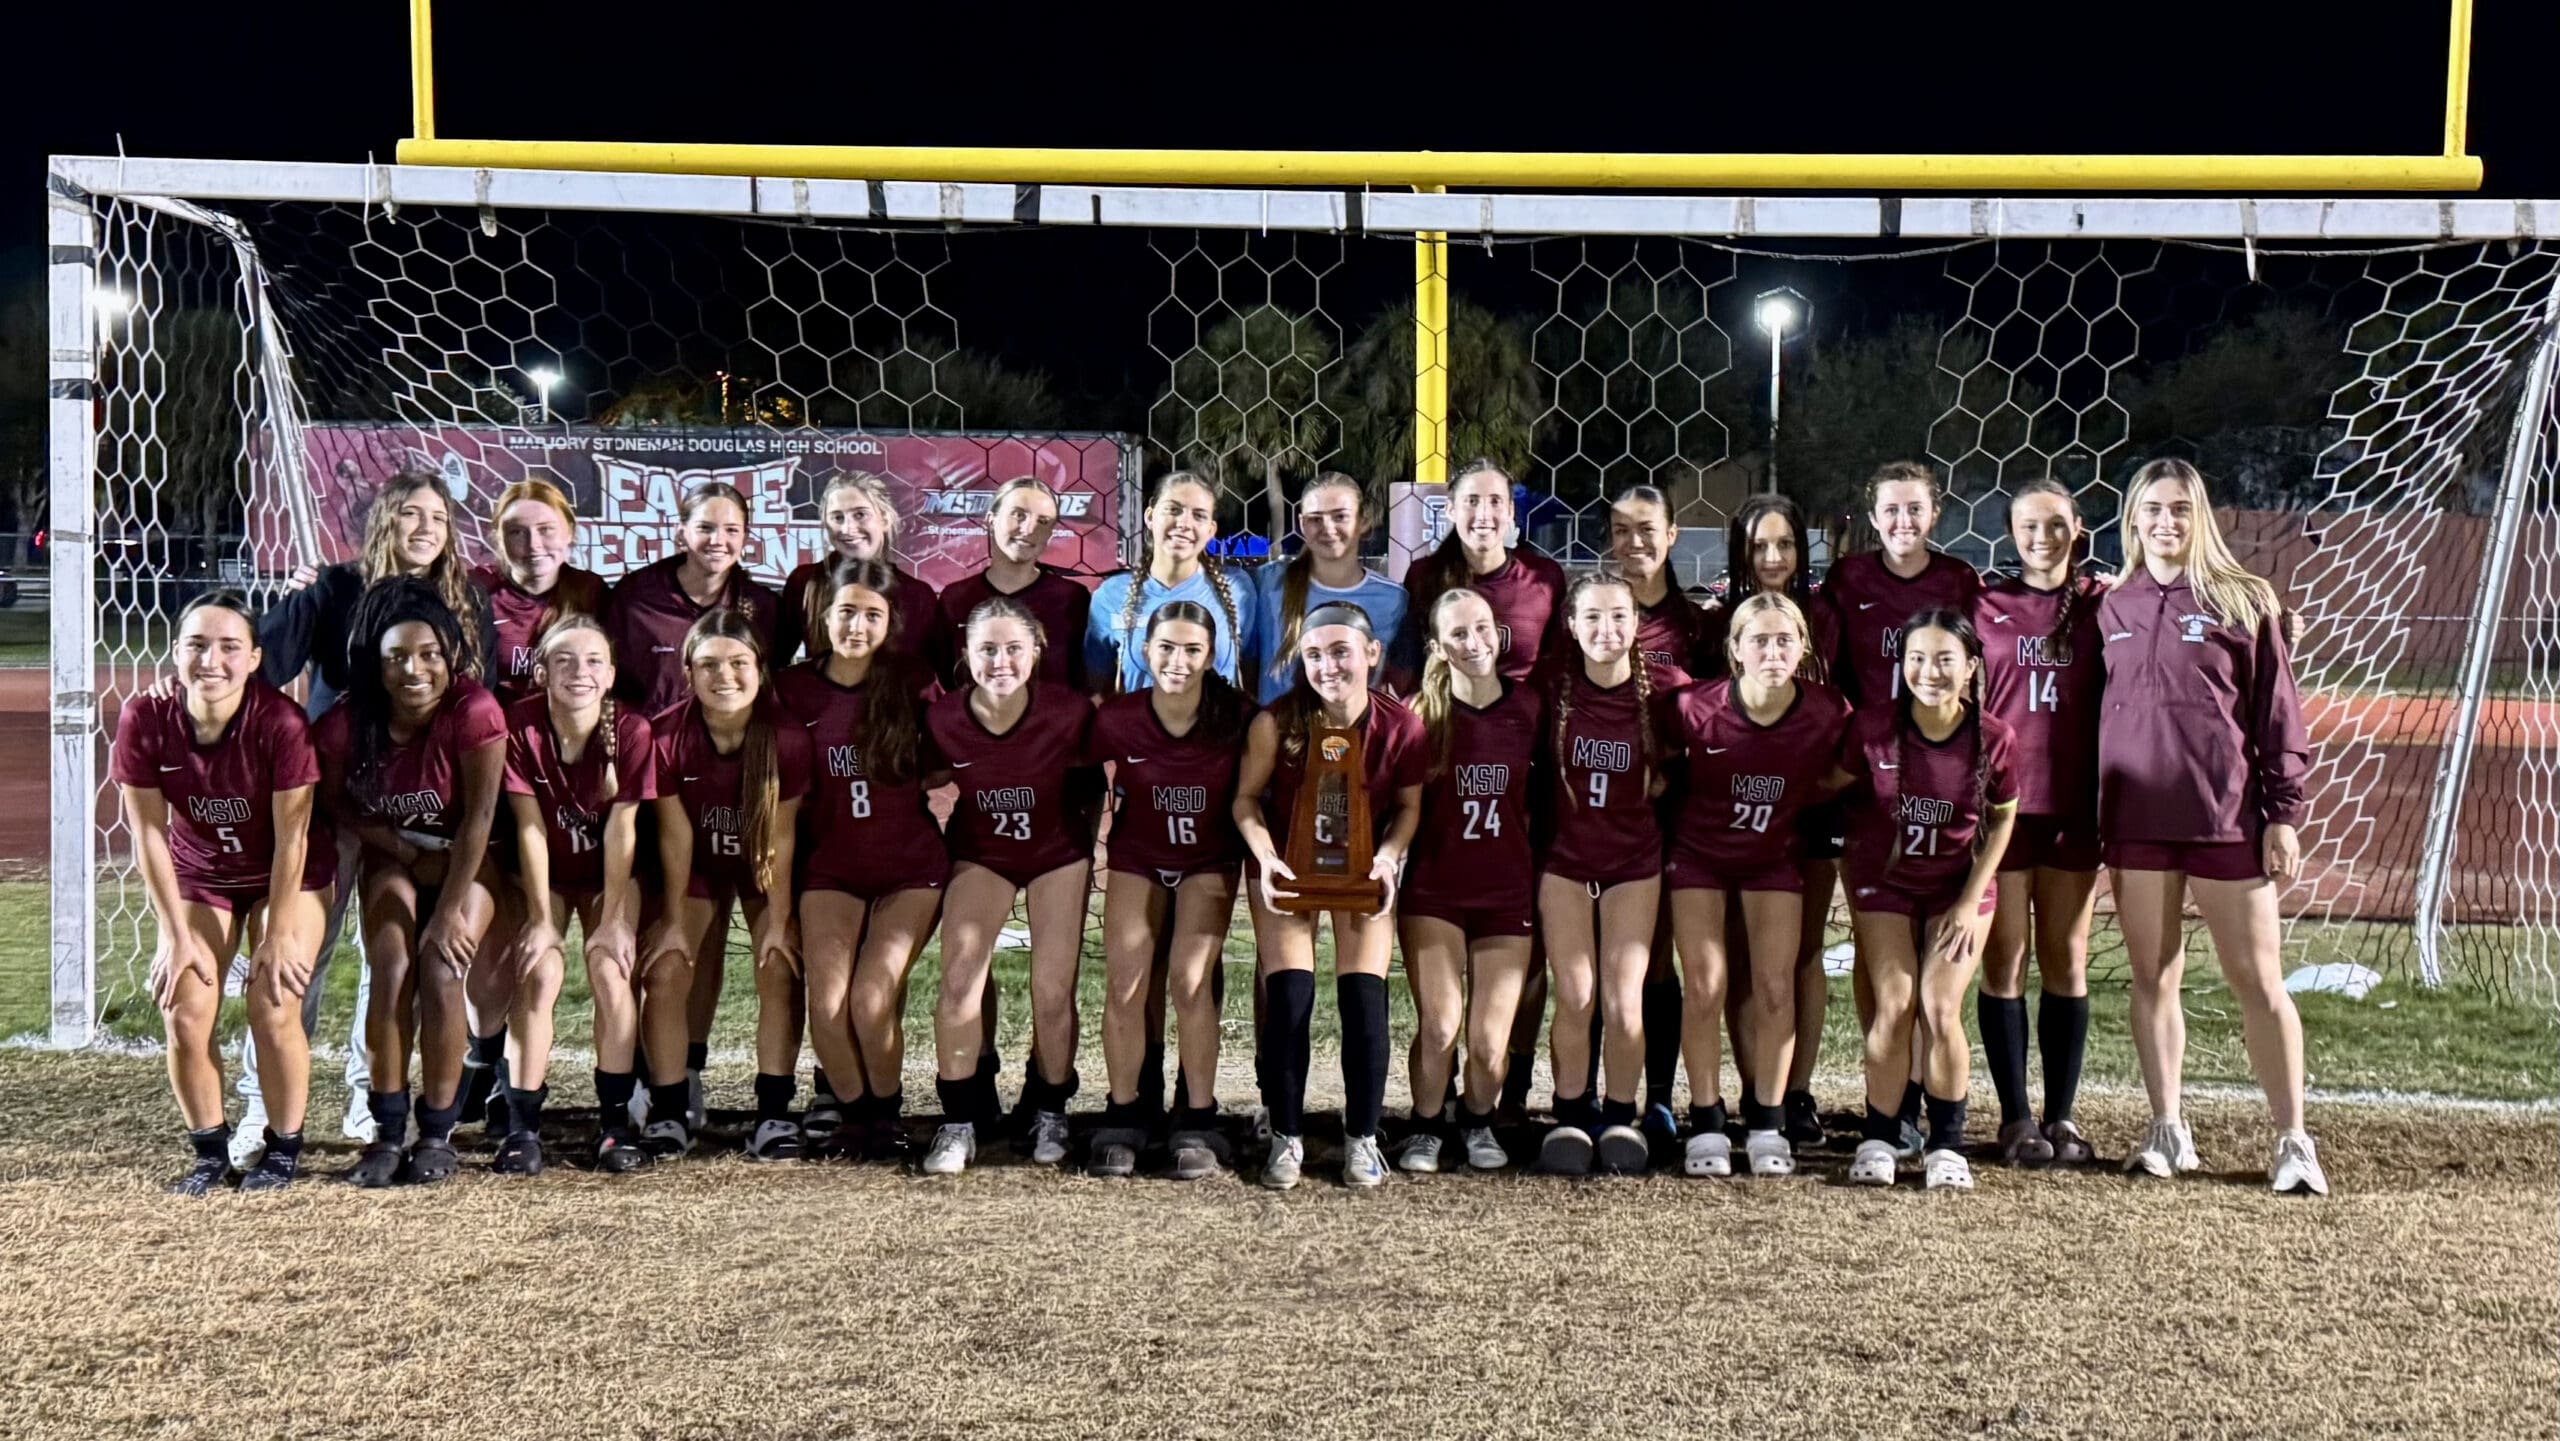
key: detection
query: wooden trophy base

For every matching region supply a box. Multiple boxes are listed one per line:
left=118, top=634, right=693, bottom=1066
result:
left=1272, top=873, right=1385, bottom=916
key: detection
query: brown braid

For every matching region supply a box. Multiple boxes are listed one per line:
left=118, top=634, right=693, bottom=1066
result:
left=823, top=556, right=921, bottom=783
left=2006, top=476, right=2087, bottom=653
left=680, top=607, right=781, bottom=895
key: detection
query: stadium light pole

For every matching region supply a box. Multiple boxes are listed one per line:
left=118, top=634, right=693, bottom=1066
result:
left=524, top=365, right=560, bottom=425
left=1755, top=288, right=1805, bottom=490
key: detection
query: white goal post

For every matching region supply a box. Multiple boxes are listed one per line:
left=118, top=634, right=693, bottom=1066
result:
left=37, top=154, right=2560, bottom=1045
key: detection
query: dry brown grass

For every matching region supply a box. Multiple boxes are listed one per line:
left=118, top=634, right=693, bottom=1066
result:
left=1, top=1050, right=2552, bottom=1441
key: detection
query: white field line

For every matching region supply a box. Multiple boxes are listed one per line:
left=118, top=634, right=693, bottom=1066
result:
left=9, top=1034, right=2555, bottom=1116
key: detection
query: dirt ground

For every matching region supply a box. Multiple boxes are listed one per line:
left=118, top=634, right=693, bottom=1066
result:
left=1, top=1050, right=2550, bottom=1441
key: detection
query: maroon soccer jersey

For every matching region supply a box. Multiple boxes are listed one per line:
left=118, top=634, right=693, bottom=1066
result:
left=1839, top=702, right=2019, bottom=901
left=502, top=695, right=656, bottom=895
left=776, top=559, right=943, bottom=670
left=473, top=563, right=608, bottom=706
left=1409, top=550, right=1570, bottom=683
left=1261, top=690, right=1431, bottom=848
left=1665, top=678, right=1853, bottom=877
left=928, top=681, right=1096, bottom=882
left=113, top=681, right=330, bottom=896
left=1404, top=681, right=1543, bottom=910
left=1700, top=588, right=1845, bottom=688
left=602, top=556, right=781, bottom=717
left=1089, top=689, right=1252, bottom=876
left=936, top=567, right=1092, bottom=692
left=651, top=697, right=815, bottom=897
left=775, top=660, right=952, bottom=895
left=1977, top=574, right=2106, bottom=819
left=313, top=677, right=508, bottom=844
left=1541, top=668, right=1670, bottom=885
left=1818, top=550, right=1983, bottom=705
left=1633, top=587, right=1714, bottom=690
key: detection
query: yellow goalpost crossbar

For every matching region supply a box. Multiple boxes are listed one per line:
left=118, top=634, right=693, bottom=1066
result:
left=394, top=0, right=2482, bottom=483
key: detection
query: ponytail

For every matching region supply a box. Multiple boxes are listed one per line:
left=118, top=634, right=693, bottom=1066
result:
left=1414, top=586, right=1483, bottom=777
left=743, top=701, right=781, bottom=896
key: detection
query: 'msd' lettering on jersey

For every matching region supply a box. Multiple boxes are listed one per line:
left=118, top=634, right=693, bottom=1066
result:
left=1455, top=763, right=1513, bottom=797
left=1730, top=773, right=1787, bottom=804
left=1896, top=793, right=1955, bottom=826
left=1152, top=785, right=1209, bottom=814
left=185, top=795, right=252, bottom=825
left=2015, top=634, right=2075, bottom=668
left=1571, top=735, right=1632, bottom=773
left=826, top=744, right=866, bottom=779
left=976, top=786, right=1037, bottom=812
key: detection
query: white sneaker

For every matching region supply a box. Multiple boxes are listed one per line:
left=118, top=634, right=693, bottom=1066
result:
left=685, top=1069, right=707, bottom=1133
left=1745, top=1129, right=1794, bottom=1177
left=1683, top=1130, right=1733, bottom=1178
left=1923, top=1147, right=1975, bottom=1191
left=922, top=1122, right=976, bottom=1176
left=1848, top=1138, right=1899, bottom=1186
left=1395, top=1133, right=1444, bottom=1174
left=228, top=1104, right=270, bottom=1168
left=1028, top=1110, right=1071, bottom=1165
left=1262, top=1134, right=1305, bottom=1190
left=2271, top=1130, right=2330, bottom=1196
left=1461, top=1126, right=1509, bottom=1171
left=744, top=1118, right=804, bottom=1162
left=1343, top=1134, right=1389, bottom=1189
left=2125, top=1117, right=2201, bottom=1179
left=340, top=1091, right=379, bottom=1145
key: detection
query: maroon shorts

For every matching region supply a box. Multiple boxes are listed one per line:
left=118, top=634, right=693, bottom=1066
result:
left=178, top=848, right=335, bottom=913
left=951, top=848, right=1092, bottom=891
left=1999, top=813, right=2101, bottom=874
left=2105, top=837, right=2264, bottom=882
left=1541, top=853, right=1663, bottom=890
left=1848, top=875, right=1996, bottom=919
left=805, top=847, right=952, bottom=903
left=1107, top=859, right=1242, bottom=891
left=1401, top=893, right=1535, bottom=939
left=1539, top=867, right=1661, bottom=901
left=1663, top=854, right=1803, bottom=896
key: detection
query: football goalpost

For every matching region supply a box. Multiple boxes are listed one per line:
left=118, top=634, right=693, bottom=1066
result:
left=35, top=1, right=2560, bottom=1045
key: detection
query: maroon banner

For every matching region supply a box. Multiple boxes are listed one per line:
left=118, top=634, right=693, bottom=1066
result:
left=283, top=425, right=1132, bottom=589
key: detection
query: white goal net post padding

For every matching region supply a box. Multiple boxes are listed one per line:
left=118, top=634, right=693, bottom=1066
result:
left=36, top=156, right=2560, bottom=1044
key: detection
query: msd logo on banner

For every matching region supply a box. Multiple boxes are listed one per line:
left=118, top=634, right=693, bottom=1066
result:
left=585, top=455, right=827, bottom=583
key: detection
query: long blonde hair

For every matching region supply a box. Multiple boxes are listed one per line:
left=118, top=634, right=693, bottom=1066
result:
left=1414, top=586, right=1488, bottom=776
left=2115, top=458, right=2279, bottom=635
left=533, top=613, right=622, bottom=812
left=360, top=473, right=485, bottom=679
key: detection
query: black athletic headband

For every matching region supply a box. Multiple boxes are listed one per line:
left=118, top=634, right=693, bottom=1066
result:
left=1301, top=601, right=1375, bottom=637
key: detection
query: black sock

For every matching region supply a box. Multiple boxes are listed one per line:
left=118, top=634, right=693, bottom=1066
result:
left=1498, top=1051, right=1536, bottom=1114
left=1687, top=1098, right=1729, bottom=1135
left=684, top=1041, right=709, bottom=1073
left=595, top=1069, right=637, bottom=1129
left=466, top=1030, right=507, bottom=1069
left=935, top=1074, right=984, bottom=1127
left=1262, top=970, right=1315, bottom=1137
left=1339, top=974, right=1390, bottom=1140
left=263, top=1128, right=305, bottom=1169
left=1553, top=1092, right=1600, bottom=1133
left=367, top=1089, right=411, bottom=1145
left=415, top=1099, right=462, bottom=1143
left=1600, top=1097, right=1639, bottom=1129
left=1862, top=1103, right=1901, bottom=1145
left=876, top=1088, right=904, bottom=1120
left=812, top=1069, right=838, bottom=1107
left=1642, top=975, right=1683, bottom=1108
left=973, top=1050, right=1000, bottom=1085
left=1898, top=1078, right=1926, bottom=1128
left=1979, top=993, right=2031, bottom=1128
left=2039, top=993, right=2090, bottom=1125
left=505, top=1087, right=546, bottom=1134
left=1141, top=1042, right=1167, bottom=1117
left=647, top=1081, right=690, bottom=1129
left=1101, top=1095, right=1147, bottom=1132
left=187, top=1123, right=229, bottom=1161
left=1924, top=1091, right=1968, bottom=1153
left=1742, top=1094, right=1784, bottom=1132
left=753, top=1072, right=796, bottom=1123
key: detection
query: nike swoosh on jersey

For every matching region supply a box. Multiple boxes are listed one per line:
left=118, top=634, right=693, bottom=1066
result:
left=1876, top=762, right=1900, bottom=770
left=1698, top=746, right=1728, bottom=755
left=1125, top=757, right=1149, bottom=765
left=1857, top=601, right=1880, bottom=611
left=949, top=761, right=972, bottom=768
left=158, top=764, right=183, bottom=772
left=680, top=774, right=701, bottom=783
left=1991, top=614, right=2014, bottom=624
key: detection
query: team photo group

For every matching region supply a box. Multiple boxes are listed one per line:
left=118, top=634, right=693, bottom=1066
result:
left=120, top=450, right=2332, bottom=1199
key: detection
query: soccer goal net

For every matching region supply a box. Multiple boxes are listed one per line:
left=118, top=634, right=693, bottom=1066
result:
left=31, top=162, right=2560, bottom=1043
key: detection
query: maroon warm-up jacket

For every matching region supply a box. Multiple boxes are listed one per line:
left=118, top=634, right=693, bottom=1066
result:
left=2095, top=568, right=2309, bottom=846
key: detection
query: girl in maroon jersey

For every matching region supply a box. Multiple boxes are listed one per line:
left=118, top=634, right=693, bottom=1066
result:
left=475, top=479, right=609, bottom=705
left=1535, top=572, right=1670, bottom=1176
left=603, top=480, right=780, bottom=718
left=1712, top=492, right=1847, bottom=1150
left=643, top=608, right=811, bottom=1161
left=1087, top=600, right=1253, bottom=1179
left=934, top=476, right=1093, bottom=691
left=1834, top=607, right=2019, bottom=1192
left=495, top=614, right=654, bottom=1176
left=1975, top=479, right=2108, bottom=1167
left=1665, top=592, right=1854, bottom=1180
left=114, top=592, right=334, bottom=1195
left=1401, top=458, right=1569, bottom=684
left=777, top=557, right=951, bottom=1163
left=314, top=580, right=509, bottom=1189
left=1234, top=602, right=1425, bottom=1189
left=921, top=596, right=1098, bottom=1176
left=1397, top=587, right=1545, bottom=1174
left=2101, top=459, right=2324, bottom=1196
left=776, top=470, right=943, bottom=671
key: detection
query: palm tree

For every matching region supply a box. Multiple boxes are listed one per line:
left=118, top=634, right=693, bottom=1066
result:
left=1149, top=305, right=1338, bottom=541
left=1333, top=297, right=1544, bottom=490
